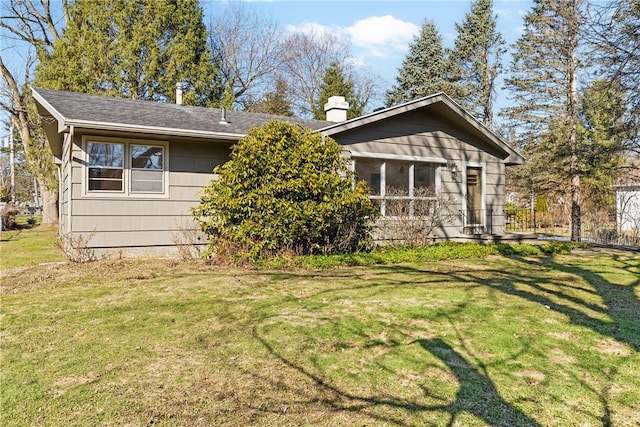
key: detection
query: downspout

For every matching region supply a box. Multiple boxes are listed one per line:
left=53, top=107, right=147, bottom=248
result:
left=57, top=159, right=62, bottom=232
left=67, top=125, right=74, bottom=236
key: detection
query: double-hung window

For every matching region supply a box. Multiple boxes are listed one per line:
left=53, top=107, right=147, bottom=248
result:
left=88, top=142, right=125, bottom=191
left=354, top=156, right=442, bottom=217
left=130, top=145, right=164, bottom=192
left=85, top=139, right=167, bottom=196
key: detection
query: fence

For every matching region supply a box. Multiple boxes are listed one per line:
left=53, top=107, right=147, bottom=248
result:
left=505, top=209, right=537, bottom=233
left=506, top=208, right=639, bottom=247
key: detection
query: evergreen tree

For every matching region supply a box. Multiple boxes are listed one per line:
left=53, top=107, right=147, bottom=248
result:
left=578, top=79, right=627, bottom=212
left=385, top=20, right=464, bottom=107
left=245, top=77, right=294, bottom=116
left=450, top=0, right=506, bottom=127
left=312, top=61, right=364, bottom=120
left=502, top=0, right=584, bottom=241
left=35, top=0, right=223, bottom=107
left=588, top=0, right=640, bottom=153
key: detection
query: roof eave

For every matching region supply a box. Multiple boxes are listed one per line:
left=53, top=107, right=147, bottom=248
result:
left=66, top=119, right=244, bottom=141
left=31, top=87, right=68, bottom=133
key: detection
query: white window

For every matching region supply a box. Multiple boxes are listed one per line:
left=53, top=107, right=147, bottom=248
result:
left=354, top=157, right=441, bottom=217
left=88, top=142, right=124, bottom=191
left=130, top=145, right=164, bottom=193
left=84, top=138, right=167, bottom=197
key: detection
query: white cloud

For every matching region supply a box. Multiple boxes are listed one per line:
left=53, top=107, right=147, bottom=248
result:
left=285, top=15, right=418, bottom=60
left=345, top=15, right=419, bottom=57
left=285, top=21, right=340, bottom=37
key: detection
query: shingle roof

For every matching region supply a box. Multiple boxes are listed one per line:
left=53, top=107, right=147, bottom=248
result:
left=32, top=88, right=331, bottom=136
left=33, top=88, right=525, bottom=167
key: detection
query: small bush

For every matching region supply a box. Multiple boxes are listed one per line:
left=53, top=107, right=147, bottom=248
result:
left=193, top=120, right=379, bottom=262
left=376, top=187, right=455, bottom=246
left=56, top=232, right=100, bottom=262
left=1, top=205, right=20, bottom=230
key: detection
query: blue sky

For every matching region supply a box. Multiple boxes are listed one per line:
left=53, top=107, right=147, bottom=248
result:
left=201, top=0, right=534, bottom=111
left=1, top=0, right=535, bottom=131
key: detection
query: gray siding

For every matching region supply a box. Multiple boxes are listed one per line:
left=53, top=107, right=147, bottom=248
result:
left=59, top=133, right=72, bottom=235
left=333, top=110, right=508, bottom=238
left=67, top=134, right=230, bottom=253
left=57, top=107, right=512, bottom=257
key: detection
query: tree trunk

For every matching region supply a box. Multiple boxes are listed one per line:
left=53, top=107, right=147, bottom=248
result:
left=41, top=187, right=59, bottom=226
left=570, top=173, right=581, bottom=242
left=568, top=0, right=580, bottom=242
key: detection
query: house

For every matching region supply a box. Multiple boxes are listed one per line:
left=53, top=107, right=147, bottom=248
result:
left=615, top=157, right=640, bottom=238
left=32, top=88, right=524, bottom=257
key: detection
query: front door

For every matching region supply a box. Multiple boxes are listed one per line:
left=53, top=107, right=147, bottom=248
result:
left=466, top=167, right=483, bottom=226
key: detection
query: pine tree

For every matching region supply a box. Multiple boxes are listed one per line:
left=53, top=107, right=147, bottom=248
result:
left=245, top=77, right=294, bottom=116
left=385, top=20, right=464, bottom=107
left=450, top=0, right=505, bottom=127
left=588, top=0, right=640, bottom=153
left=312, top=61, right=364, bottom=120
left=35, top=0, right=223, bottom=106
left=502, top=0, right=584, bottom=241
left=578, top=79, right=627, bottom=212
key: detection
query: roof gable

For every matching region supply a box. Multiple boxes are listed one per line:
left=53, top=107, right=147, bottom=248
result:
left=319, top=93, right=525, bottom=165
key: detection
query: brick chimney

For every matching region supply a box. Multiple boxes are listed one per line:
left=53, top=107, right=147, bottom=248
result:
left=324, top=96, right=349, bottom=122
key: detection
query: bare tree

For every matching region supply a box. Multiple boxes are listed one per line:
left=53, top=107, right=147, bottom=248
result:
left=0, top=0, right=68, bottom=46
left=279, top=28, right=352, bottom=118
left=1, top=0, right=69, bottom=224
left=586, top=0, right=640, bottom=153
left=616, top=184, right=640, bottom=245
left=207, top=2, right=377, bottom=117
left=208, top=2, right=286, bottom=109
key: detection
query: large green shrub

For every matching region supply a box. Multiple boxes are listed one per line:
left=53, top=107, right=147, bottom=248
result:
left=193, top=120, right=379, bottom=260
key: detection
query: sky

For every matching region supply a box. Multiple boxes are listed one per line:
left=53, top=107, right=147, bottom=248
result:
left=200, top=0, right=534, bottom=111
left=1, top=0, right=536, bottom=135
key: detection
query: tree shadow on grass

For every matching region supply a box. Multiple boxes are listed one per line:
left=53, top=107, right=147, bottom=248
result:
left=249, top=251, right=638, bottom=425
left=550, top=253, right=640, bottom=351
left=253, top=326, right=540, bottom=426
left=416, top=338, right=540, bottom=427
left=473, top=253, right=640, bottom=352
left=0, top=230, right=21, bottom=242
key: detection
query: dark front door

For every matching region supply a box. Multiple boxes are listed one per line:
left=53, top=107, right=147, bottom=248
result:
left=466, top=167, right=483, bottom=226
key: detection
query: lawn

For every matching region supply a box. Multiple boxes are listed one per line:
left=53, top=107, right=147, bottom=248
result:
left=1, top=230, right=639, bottom=426
left=1, top=225, right=66, bottom=269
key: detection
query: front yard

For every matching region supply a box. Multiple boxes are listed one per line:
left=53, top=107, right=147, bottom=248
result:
left=1, top=229, right=639, bottom=426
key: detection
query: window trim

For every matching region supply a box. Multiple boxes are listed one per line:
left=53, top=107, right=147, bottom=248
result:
left=353, top=155, right=445, bottom=217
left=82, top=136, right=169, bottom=199
left=87, top=140, right=125, bottom=193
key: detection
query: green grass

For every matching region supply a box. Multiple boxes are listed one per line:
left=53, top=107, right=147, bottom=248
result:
left=1, top=226, right=66, bottom=269
left=295, top=241, right=583, bottom=268
left=1, top=243, right=639, bottom=426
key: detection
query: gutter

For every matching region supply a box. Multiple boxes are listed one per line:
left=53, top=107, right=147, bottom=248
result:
left=63, top=119, right=245, bottom=141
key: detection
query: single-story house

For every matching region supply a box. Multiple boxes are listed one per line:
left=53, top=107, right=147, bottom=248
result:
left=32, top=87, right=524, bottom=257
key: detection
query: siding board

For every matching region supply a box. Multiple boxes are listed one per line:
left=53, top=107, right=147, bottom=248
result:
left=71, top=199, right=198, bottom=216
